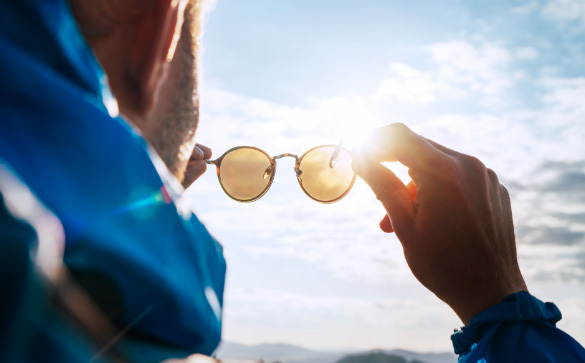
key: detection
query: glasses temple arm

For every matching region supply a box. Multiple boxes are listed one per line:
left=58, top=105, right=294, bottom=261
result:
left=329, top=138, right=344, bottom=168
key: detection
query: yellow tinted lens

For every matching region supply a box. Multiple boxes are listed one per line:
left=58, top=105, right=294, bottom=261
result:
left=219, top=147, right=273, bottom=201
left=298, top=146, right=355, bottom=202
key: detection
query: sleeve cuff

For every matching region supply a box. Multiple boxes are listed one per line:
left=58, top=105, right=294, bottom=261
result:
left=451, top=291, right=562, bottom=355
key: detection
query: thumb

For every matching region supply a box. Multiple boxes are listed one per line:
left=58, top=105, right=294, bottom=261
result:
left=352, top=150, right=415, bottom=240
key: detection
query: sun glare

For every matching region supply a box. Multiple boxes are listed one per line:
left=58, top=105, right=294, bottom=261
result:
left=382, top=161, right=411, bottom=185
left=328, top=111, right=379, bottom=154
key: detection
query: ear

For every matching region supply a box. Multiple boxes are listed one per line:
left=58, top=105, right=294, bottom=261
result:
left=128, top=0, right=186, bottom=114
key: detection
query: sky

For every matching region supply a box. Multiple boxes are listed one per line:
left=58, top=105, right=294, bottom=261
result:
left=185, top=0, right=585, bottom=353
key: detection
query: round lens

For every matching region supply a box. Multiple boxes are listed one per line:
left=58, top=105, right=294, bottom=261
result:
left=298, top=146, right=356, bottom=203
left=218, top=147, right=274, bottom=202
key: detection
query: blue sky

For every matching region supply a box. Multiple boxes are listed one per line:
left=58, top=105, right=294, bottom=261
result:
left=185, top=0, right=585, bottom=352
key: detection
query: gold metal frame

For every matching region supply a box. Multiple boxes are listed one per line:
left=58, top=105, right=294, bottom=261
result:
left=206, top=145, right=357, bottom=203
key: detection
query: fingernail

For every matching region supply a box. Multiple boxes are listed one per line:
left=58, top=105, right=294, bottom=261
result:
left=190, top=145, right=204, bottom=161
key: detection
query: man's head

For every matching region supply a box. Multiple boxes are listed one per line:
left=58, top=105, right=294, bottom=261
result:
left=69, top=0, right=202, bottom=181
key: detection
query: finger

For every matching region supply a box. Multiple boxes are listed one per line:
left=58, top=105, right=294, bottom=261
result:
left=190, top=145, right=204, bottom=161
left=498, top=184, right=516, bottom=248
left=379, top=214, right=394, bottom=233
left=356, top=123, right=448, bottom=172
left=183, top=160, right=207, bottom=189
left=424, top=137, right=462, bottom=157
left=196, top=143, right=212, bottom=160
left=406, top=179, right=417, bottom=201
left=352, top=150, right=415, bottom=239
left=186, top=162, right=207, bottom=176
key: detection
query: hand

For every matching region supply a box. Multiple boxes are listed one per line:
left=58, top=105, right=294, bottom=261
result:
left=352, top=123, right=527, bottom=324
left=182, top=144, right=212, bottom=189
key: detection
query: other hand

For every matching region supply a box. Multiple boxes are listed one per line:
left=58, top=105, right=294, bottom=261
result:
left=352, top=123, right=527, bottom=324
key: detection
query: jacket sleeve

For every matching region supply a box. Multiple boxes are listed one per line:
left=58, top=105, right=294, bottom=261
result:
left=452, top=291, right=585, bottom=362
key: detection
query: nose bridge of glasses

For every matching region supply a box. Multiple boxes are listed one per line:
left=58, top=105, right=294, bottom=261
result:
left=272, top=153, right=303, bottom=182
left=272, top=153, right=298, bottom=161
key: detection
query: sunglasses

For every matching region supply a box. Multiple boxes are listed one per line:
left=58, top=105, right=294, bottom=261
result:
left=205, top=145, right=356, bottom=203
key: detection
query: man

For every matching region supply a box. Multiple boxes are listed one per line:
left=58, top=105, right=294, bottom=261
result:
left=1, top=1, right=584, bottom=363
left=134, top=5, right=585, bottom=360
left=0, top=0, right=225, bottom=361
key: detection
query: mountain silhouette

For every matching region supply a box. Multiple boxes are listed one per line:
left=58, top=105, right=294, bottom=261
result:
left=337, top=351, right=426, bottom=363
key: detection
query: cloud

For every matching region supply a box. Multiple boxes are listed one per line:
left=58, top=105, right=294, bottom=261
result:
left=540, top=77, right=585, bottom=114
left=519, top=226, right=585, bottom=246
left=511, top=1, right=541, bottom=15
left=193, top=179, right=412, bottom=284
left=431, top=40, right=512, bottom=83
left=199, top=86, right=381, bottom=152
left=516, top=160, right=585, bottom=220
left=201, top=39, right=557, bottom=151
left=221, top=286, right=458, bottom=350
left=508, top=160, right=585, bottom=283
left=515, top=47, right=540, bottom=60
left=537, top=161, right=585, bottom=195
left=519, top=244, right=585, bottom=284
left=372, top=40, right=521, bottom=108
left=543, top=0, right=585, bottom=25
left=372, top=63, right=463, bottom=105
left=431, top=40, right=515, bottom=105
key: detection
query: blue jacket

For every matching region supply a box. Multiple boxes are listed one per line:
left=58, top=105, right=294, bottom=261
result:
left=0, top=0, right=226, bottom=359
left=452, top=292, right=585, bottom=362
left=0, top=161, right=112, bottom=362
